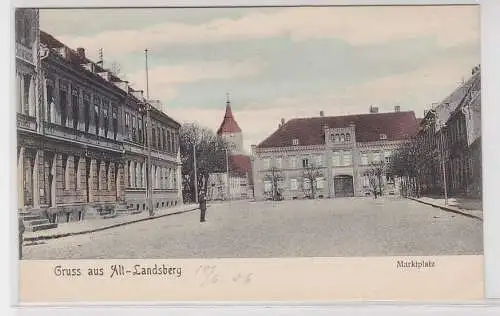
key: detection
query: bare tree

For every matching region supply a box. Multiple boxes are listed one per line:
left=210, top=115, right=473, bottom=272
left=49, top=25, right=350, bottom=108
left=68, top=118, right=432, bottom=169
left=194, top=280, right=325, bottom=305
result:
left=388, top=136, right=426, bottom=197
left=263, top=167, right=284, bottom=201
left=363, top=161, right=386, bottom=198
left=301, top=163, right=323, bottom=199
left=180, top=123, right=229, bottom=203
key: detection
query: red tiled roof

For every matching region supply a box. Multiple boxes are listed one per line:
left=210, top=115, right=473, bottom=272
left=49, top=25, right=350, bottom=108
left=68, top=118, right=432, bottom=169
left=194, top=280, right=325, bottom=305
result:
left=217, top=102, right=242, bottom=134
left=257, top=111, right=419, bottom=148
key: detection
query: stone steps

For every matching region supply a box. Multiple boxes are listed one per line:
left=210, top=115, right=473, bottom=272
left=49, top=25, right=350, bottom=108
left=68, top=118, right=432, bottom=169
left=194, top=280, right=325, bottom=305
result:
left=21, top=211, right=59, bottom=232
left=114, top=204, right=142, bottom=216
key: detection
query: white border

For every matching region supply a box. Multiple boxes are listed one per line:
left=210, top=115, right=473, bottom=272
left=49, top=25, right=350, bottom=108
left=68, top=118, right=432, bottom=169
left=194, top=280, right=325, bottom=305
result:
left=481, top=0, right=500, bottom=301
left=5, top=0, right=500, bottom=314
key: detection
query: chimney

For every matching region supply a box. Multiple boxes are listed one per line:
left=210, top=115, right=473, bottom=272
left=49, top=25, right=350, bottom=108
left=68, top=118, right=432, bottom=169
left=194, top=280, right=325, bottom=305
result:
left=131, top=89, right=144, bottom=100
left=76, top=47, right=86, bottom=59
left=320, top=110, right=324, bottom=117
left=281, top=118, right=285, bottom=126
left=369, top=105, right=379, bottom=114
left=394, top=105, right=401, bottom=112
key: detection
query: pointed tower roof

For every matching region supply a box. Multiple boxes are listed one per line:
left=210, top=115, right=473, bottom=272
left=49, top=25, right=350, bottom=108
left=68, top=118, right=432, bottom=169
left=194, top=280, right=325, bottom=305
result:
left=217, top=94, right=242, bottom=134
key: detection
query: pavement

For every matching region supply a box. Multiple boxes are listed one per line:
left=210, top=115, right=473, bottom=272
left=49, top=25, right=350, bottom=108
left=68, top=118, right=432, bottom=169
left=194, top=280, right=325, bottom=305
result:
left=408, top=196, right=482, bottom=220
left=22, top=203, right=199, bottom=242
left=22, top=197, right=483, bottom=260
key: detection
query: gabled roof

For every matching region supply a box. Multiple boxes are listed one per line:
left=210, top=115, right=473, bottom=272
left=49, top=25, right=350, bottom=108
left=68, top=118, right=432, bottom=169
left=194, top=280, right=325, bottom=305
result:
left=217, top=101, right=242, bottom=134
left=257, top=111, right=419, bottom=149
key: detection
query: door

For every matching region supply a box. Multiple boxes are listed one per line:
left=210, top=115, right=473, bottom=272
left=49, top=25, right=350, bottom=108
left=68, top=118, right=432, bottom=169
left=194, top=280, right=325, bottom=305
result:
left=334, top=175, right=354, bottom=197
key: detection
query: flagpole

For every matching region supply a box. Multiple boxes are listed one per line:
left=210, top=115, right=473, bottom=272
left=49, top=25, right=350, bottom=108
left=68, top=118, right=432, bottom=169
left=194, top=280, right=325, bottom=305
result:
left=193, top=143, right=198, bottom=204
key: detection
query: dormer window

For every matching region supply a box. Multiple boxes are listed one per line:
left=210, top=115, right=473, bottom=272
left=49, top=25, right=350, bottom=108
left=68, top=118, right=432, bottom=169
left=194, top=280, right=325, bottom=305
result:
left=379, top=133, right=387, bottom=140
left=292, top=138, right=299, bottom=146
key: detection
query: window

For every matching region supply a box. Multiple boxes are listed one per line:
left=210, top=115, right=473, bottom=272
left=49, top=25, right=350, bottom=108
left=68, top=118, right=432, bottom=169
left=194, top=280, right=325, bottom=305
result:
left=340, top=134, right=346, bottom=142
left=346, top=133, right=351, bottom=142
left=157, top=127, right=161, bottom=149
left=162, top=129, right=166, bottom=151
left=384, top=151, right=391, bottom=164
left=132, top=115, right=137, bottom=141
left=315, top=155, right=322, bottom=167
left=379, top=133, right=387, bottom=140
left=329, top=134, right=335, bottom=142
left=332, top=151, right=340, bottom=167
left=125, top=113, right=130, bottom=139
left=275, top=157, right=283, bottom=169
left=361, top=153, right=368, bottom=166
left=59, top=81, right=68, bottom=126
left=292, top=138, right=299, bottom=146
left=152, top=127, right=156, bottom=148
left=264, top=180, right=272, bottom=193
left=46, top=78, right=55, bottom=123
left=290, top=179, right=298, bottom=191
left=373, top=152, right=381, bottom=163
left=167, top=130, right=171, bottom=152
left=71, top=87, right=79, bottom=130
left=93, top=96, right=100, bottom=135
left=289, top=157, right=297, bottom=169
left=103, top=107, right=109, bottom=138
left=83, top=92, right=90, bottom=132
left=335, top=134, right=340, bottom=142
left=263, top=158, right=270, bottom=170
left=342, top=150, right=352, bottom=166
left=302, top=158, right=309, bottom=168
left=363, top=175, right=370, bottom=187
left=138, top=117, right=143, bottom=143
left=316, top=177, right=324, bottom=189
left=112, top=107, right=118, bottom=140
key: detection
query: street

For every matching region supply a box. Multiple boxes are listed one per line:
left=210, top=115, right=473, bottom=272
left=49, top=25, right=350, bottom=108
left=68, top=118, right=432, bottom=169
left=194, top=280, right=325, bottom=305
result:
left=23, top=197, right=483, bottom=260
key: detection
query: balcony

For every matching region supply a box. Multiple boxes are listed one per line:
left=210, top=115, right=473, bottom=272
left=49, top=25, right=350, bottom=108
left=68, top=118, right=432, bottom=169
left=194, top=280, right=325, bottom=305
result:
left=16, top=43, right=35, bottom=66
left=17, top=113, right=37, bottom=132
left=122, top=141, right=178, bottom=163
left=43, top=122, right=123, bottom=152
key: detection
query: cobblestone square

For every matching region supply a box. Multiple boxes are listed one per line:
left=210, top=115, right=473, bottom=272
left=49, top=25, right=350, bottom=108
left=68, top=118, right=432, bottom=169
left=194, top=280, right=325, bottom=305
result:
left=23, top=197, right=483, bottom=260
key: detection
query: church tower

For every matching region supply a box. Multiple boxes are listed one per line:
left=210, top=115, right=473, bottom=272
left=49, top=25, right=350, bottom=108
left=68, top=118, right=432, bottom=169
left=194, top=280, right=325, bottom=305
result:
left=217, top=94, right=244, bottom=154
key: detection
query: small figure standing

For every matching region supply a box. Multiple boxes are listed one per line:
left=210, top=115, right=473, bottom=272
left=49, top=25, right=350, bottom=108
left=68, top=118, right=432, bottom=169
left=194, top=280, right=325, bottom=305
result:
left=18, top=216, right=25, bottom=260
left=199, top=191, right=207, bottom=222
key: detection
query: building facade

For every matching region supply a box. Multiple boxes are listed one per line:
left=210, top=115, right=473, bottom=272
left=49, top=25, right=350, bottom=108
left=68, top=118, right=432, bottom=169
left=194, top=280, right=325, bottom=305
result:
left=207, top=98, right=253, bottom=200
left=251, top=108, right=420, bottom=200
left=16, top=11, right=182, bottom=224
left=416, top=66, right=481, bottom=198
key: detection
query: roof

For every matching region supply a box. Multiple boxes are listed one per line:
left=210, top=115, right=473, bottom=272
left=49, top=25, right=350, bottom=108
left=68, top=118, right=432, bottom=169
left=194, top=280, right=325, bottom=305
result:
left=217, top=101, right=242, bottom=134
left=257, top=111, right=419, bottom=148
left=40, top=30, right=181, bottom=128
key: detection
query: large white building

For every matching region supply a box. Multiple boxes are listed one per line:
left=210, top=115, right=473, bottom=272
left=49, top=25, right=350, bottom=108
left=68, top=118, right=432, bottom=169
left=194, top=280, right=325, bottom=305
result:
left=251, top=107, right=420, bottom=200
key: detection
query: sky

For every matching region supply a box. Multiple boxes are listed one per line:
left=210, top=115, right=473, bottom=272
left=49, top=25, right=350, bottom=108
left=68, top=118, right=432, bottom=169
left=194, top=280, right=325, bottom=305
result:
left=39, top=5, right=480, bottom=152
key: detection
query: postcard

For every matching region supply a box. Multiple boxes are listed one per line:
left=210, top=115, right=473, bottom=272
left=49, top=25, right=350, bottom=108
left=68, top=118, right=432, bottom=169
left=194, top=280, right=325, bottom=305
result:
left=15, top=4, right=484, bottom=303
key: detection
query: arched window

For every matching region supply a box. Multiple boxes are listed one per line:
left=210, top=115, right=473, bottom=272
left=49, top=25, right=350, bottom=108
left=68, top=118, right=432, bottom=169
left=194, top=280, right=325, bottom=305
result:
left=335, top=134, right=340, bottom=142
left=346, top=133, right=351, bottom=141
left=340, top=134, right=345, bottom=142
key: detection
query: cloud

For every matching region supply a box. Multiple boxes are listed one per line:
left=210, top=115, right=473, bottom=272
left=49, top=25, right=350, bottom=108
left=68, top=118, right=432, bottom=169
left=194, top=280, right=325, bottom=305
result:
left=53, top=6, right=479, bottom=60
left=164, top=47, right=478, bottom=153
left=126, top=58, right=267, bottom=101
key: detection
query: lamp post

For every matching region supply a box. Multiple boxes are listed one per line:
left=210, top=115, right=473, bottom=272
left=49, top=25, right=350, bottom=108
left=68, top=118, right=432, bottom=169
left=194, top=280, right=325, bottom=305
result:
left=144, top=49, right=154, bottom=216
left=437, top=119, right=448, bottom=205
left=193, top=143, right=198, bottom=204
left=225, top=148, right=230, bottom=200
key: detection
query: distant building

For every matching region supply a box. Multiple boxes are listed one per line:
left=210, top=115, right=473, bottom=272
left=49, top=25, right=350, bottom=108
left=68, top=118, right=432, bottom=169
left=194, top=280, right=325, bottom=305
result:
left=251, top=108, right=420, bottom=200
left=417, top=66, right=481, bottom=198
left=207, top=97, right=253, bottom=200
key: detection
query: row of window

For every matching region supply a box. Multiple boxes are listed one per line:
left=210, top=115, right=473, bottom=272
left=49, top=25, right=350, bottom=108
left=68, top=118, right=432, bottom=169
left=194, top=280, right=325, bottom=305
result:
left=127, top=161, right=177, bottom=190
left=124, top=111, right=178, bottom=153
left=261, top=150, right=392, bottom=170
left=45, top=78, right=120, bottom=140
left=263, top=177, right=326, bottom=192
left=329, top=133, right=351, bottom=143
